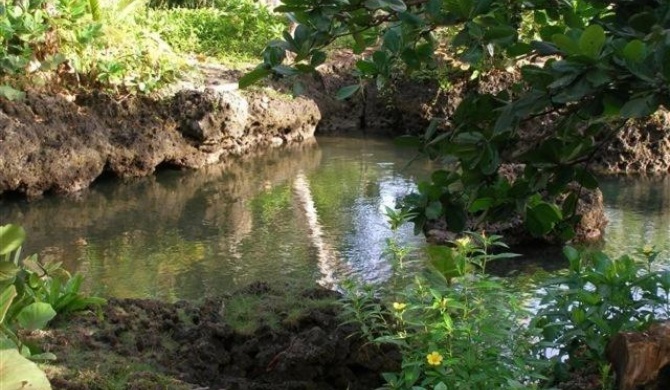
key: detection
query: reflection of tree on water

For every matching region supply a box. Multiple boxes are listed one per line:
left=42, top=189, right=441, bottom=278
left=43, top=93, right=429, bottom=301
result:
left=292, top=171, right=348, bottom=289
left=600, top=176, right=670, bottom=262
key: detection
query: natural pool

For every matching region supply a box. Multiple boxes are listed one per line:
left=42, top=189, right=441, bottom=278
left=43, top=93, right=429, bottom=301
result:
left=1, top=137, right=668, bottom=300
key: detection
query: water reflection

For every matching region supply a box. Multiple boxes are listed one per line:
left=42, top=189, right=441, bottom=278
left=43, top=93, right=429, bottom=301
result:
left=0, top=137, right=431, bottom=300
left=1, top=139, right=668, bottom=301
left=600, top=176, right=670, bottom=263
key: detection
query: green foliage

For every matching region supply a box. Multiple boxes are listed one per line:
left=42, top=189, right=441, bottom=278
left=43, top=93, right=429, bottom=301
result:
left=0, top=0, right=188, bottom=94
left=342, top=212, right=670, bottom=389
left=0, top=348, right=52, bottom=390
left=245, top=0, right=670, bottom=241
left=533, top=245, right=670, bottom=382
left=0, top=224, right=106, bottom=376
left=146, top=2, right=285, bottom=63
left=341, top=225, right=542, bottom=389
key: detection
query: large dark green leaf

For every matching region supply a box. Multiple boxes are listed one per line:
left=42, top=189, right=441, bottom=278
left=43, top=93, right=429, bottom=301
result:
left=335, top=84, right=360, bottom=100
left=444, top=203, right=467, bottom=232
left=579, top=25, right=606, bottom=59
left=425, top=200, right=444, bottom=219
left=620, top=95, right=658, bottom=118
left=238, top=67, right=271, bottom=89
left=526, top=202, right=562, bottom=236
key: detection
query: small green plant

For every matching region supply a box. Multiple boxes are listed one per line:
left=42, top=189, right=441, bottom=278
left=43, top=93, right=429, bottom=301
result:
left=341, top=218, right=543, bottom=389
left=533, top=245, right=670, bottom=383
left=0, top=224, right=106, bottom=388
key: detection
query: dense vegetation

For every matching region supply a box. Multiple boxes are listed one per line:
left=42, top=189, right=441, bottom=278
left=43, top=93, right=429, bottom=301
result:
left=0, top=0, right=285, bottom=97
left=342, top=224, right=669, bottom=389
left=244, top=0, right=669, bottom=242
left=2, top=0, right=669, bottom=388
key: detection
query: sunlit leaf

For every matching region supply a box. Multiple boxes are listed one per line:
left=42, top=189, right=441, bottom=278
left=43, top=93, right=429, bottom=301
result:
left=16, top=302, right=57, bottom=331
left=579, top=25, right=606, bottom=59
left=238, top=67, right=271, bottom=89
left=0, top=225, right=25, bottom=256
left=0, top=349, right=52, bottom=390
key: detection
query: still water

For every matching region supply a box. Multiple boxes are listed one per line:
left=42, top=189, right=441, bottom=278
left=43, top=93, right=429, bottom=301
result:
left=1, top=137, right=668, bottom=300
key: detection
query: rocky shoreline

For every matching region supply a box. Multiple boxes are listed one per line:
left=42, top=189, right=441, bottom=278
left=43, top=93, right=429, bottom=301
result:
left=0, top=84, right=319, bottom=198
left=2, top=53, right=669, bottom=198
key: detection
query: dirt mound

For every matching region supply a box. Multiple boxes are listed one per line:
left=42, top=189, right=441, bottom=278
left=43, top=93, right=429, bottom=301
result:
left=34, top=284, right=400, bottom=390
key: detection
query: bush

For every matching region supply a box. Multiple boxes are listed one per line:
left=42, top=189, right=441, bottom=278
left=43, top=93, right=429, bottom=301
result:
left=0, top=0, right=188, bottom=95
left=146, top=2, right=286, bottom=62
left=341, top=232, right=545, bottom=389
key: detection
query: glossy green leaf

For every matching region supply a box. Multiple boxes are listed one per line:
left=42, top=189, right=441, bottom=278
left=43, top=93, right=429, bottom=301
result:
left=469, top=197, right=493, bottom=213
left=0, top=349, right=52, bottom=390
left=382, top=28, right=402, bottom=53
left=575, top=169, right=598, bottom=190
left=355, top=60, right=377, bottom=75
left=622, top=40, right=646, bottom=63
left=579, top=25, right=606, bottom=59
left=0, top=225, right=25, bottom=256
left=238, top=67, right=271, bottom=89
left=425, top=200, right=443, bottom=219
left=526, top=202, right=562, bottom=236
left=335, top=84, right=360, bottom=100
left=552, top=34, right=580, bottom=55
left=15, top=302, right=56, bottom=331
left=620, top=96, right=658, bottom=118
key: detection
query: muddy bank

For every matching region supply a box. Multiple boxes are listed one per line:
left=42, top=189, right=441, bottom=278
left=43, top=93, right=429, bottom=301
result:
left=0, top=86, right=319, bottom=197
left=32, top=283, right=399, bottom=390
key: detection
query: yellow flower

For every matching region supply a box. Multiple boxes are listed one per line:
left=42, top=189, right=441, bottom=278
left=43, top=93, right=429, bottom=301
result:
left=392, top=302, right=407, bottom=311
left=455, top=236, right=471, bottom=248
left=426, top=351, right=443, bottom=366
left=642, top=245, right=654, bottom=256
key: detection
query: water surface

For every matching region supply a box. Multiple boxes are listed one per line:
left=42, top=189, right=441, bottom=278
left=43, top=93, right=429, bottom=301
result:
left=1, top=138, right=668, bottom=300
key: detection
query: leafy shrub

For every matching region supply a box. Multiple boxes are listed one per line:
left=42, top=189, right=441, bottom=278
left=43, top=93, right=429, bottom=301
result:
left=533, top=245, right=670, bottom=382
left=343, top=209, right=670, bottom=389
left=146, top=2, right=286, bottom=62
left=0, top=224, right=106, bottom=388
left=341, top=230, right=544, bottom=389
left=0, top=0, right=188, bottom=95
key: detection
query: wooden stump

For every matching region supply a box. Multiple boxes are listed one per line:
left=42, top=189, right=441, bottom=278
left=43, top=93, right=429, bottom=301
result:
left=606, top=321, right=670, bottom=390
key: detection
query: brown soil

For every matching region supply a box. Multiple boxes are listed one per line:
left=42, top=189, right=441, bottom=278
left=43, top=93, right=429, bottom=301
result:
left=32, top=283, right=400, bottom=390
